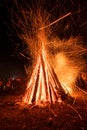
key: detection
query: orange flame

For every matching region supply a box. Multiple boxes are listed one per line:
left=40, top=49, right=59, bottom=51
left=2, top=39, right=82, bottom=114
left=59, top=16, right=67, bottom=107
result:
left=23, top=48, right=65, bottom=106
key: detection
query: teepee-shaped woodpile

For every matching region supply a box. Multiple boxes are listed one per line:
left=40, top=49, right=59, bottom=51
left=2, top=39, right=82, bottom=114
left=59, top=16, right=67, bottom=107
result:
left=23, top=49, right=66, bottom=106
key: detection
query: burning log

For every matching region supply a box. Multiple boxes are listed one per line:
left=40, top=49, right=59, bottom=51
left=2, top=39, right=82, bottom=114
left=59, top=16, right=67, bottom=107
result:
left=23, top=48, right=66, bottom=106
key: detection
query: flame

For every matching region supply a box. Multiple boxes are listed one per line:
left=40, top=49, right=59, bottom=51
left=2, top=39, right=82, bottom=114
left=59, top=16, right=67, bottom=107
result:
left=53, top=52, right=78, bottom=96
left=23, top=48, right=65, bottom=106
left=9, top=1, right=87, bottom=106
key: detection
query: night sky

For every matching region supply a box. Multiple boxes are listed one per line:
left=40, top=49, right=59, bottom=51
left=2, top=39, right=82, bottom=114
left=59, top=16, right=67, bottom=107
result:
left=0, top=0, right=87, bottom=79
left=0, top=0, right=26, bottom=78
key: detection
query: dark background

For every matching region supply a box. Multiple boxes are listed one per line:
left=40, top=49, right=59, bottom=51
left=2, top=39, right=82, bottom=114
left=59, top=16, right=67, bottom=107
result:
left=0, top=0, right=87, bottom=79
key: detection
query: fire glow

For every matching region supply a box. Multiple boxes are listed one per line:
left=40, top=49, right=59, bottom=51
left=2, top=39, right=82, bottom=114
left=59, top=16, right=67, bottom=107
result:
left=23, top=47, right=65, bottom=106
left=10, top=1, right=87, bottom=107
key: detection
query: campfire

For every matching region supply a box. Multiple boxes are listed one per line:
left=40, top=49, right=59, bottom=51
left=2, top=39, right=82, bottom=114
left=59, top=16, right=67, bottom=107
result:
left=0, top=1, right=87, bottom=130
left=8, top=0, right=87, bottom=107
left=23, top=47, right=66, bottom=106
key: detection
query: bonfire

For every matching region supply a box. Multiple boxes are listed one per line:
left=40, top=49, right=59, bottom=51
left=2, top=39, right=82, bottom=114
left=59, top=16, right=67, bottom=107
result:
left=8, top=0, right=87, bottom=107
left=23, top=46, right=66, bottom=106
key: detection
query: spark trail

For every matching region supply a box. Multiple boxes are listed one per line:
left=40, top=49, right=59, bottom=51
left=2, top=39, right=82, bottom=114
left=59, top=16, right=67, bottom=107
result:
left=39, top=12, right=71, bottom=30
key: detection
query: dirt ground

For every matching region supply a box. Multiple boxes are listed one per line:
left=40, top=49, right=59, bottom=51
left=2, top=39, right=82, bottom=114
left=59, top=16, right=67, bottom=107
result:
left=0, top=87, right=87, bottom=130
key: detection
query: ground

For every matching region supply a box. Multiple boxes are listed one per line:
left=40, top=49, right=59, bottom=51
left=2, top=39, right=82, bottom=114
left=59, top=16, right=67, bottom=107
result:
left=0, top=86, right=87, bottom=130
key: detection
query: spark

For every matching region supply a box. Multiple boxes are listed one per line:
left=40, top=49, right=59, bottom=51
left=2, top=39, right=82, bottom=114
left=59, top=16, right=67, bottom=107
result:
left=19, top=52, right=30, bottom=60
left=67, top=104, right=82, bottom=120
left=80, top=21, right=87, bottom=27
left=39, top=12, right=71, bottom=30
